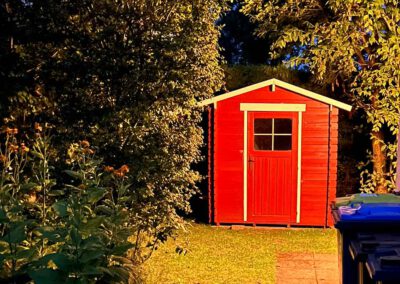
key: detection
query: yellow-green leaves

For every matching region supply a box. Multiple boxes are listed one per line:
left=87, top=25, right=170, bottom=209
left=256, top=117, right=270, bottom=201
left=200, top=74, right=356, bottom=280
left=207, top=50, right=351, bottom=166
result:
left=242, top=0, right=400, bottom=192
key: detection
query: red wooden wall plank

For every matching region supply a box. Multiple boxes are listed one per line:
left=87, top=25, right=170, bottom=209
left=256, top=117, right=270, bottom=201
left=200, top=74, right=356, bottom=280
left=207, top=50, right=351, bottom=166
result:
left=208, top=107, right=212, bottom=223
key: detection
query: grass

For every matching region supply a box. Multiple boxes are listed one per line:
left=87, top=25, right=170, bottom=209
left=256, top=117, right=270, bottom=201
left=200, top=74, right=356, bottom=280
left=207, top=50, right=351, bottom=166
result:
left=142, top=223, right=337, bottom=284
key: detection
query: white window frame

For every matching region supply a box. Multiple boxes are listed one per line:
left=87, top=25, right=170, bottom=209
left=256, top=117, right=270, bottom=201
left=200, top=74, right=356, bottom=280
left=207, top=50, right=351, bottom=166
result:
left=253, top=118, right=293, bottom=151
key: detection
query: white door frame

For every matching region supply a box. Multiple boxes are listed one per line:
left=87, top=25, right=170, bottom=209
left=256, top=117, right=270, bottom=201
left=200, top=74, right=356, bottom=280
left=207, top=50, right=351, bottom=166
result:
left=240, top=103, right=306, bottom=223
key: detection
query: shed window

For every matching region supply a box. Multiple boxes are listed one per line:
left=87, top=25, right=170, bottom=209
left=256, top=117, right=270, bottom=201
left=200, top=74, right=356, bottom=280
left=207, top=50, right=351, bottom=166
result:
left=254, top=118, right=292, bottom=151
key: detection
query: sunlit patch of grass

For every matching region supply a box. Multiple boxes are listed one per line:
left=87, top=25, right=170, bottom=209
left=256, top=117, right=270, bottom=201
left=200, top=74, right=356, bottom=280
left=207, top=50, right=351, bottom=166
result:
left=142, top=223, right=337, bottom=284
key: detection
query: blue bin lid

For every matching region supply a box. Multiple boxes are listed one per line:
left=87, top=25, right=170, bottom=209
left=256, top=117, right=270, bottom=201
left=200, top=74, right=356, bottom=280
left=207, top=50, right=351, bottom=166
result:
left=338, top=203, right=400, bottom=220
left=334, top=193, right=400, bottom=207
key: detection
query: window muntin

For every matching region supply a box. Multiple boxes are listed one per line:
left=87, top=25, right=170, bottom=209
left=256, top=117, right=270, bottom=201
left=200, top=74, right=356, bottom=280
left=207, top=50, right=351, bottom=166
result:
left=254, top=118, right=292, bottom=151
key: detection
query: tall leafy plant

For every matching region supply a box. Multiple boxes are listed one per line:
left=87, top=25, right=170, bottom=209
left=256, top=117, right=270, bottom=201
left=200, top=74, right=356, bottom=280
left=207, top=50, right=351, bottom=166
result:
left=31, top=142, right=136, bottom=283
left=0, top=127, right=36, bottom=283
left=0, top=126, right=156, bottom=283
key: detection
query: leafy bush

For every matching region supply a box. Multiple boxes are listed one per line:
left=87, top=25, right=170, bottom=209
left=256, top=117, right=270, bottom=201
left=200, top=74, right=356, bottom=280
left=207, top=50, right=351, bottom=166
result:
left=1, top=1, right=225, bottom=281
left=1, top=2, right=224, bottom=268
left=0, top=125, right=158, bottom=283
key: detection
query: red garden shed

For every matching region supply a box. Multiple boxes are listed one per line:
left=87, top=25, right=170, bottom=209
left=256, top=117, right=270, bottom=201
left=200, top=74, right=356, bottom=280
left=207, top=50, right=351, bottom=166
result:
left=200, top=79, right=352, bottom=227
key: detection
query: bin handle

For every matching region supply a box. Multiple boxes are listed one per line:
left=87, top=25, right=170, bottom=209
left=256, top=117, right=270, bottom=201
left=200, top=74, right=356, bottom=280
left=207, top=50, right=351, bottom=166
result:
left=350, top=202, right=363, bottom=209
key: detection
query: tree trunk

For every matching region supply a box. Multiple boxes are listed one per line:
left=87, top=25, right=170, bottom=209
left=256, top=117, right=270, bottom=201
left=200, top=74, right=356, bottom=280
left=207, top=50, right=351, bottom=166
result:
left=372, top=130, right=387, bottom=193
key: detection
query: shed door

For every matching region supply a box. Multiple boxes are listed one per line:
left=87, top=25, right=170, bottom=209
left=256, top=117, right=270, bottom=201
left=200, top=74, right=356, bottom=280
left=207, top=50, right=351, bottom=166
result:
left=247, top=112, right=297, bottom=223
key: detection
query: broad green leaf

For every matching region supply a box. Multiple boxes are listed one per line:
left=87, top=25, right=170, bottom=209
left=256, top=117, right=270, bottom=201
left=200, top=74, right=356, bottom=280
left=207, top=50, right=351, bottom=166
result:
left=80, top=250, right=105, bottom=263
left=46, top=253, right=75, bottom=271
left=80, top=266, right=102, bottom=276
left=87, top=188, right=107, bottom=203
left=48, top=190, right=65, bottom=196
left=118, top=183, right=131, bottom=196
left=2, top=224, right=25, bottom=244
left=20, top=182, right=38, bottom=191
left=0, top=253, right=4, bottom=267
left=36, top=226, right=66, bottom=242
left=83, top=216, right=104, bottom=230
left=64, top=170, right=83, bottom=180
left=81, top=236, right=103, bottom=250
left=0, top=209, right=7, bottom=222
left=95, top=205, right=113, bottom=215
left=53, top=201, right=68, bottom=217
left=113, top=243, right=135, bottom=256
left=16, top=247, right=37, bottom=259
left=70, top=228, right=82, bottom=246
left=29, top=268, right=66, bottom=284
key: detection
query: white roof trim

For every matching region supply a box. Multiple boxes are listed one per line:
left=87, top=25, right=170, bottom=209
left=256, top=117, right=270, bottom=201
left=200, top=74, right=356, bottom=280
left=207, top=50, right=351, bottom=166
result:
left=199, top=78, right=352, bottom=112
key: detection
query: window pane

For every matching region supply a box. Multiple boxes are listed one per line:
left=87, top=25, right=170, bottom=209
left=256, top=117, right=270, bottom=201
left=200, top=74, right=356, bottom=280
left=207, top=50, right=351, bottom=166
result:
left=254, top=135, right=272, bottom=150
left=274, top=136, right=292, bottom=150
left=275, top=119, right=292, bottom=134
left=254, top=119, right=272, bottom=134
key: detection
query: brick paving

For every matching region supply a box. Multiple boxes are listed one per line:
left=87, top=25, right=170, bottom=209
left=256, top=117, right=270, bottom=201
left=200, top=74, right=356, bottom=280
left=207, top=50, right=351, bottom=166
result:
left=276, top=253, right=339, bottom=284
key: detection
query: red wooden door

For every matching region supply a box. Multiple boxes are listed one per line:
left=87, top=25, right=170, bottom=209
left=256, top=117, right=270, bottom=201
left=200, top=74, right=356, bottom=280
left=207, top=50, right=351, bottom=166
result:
left=247, top=112, right=298, bottom=224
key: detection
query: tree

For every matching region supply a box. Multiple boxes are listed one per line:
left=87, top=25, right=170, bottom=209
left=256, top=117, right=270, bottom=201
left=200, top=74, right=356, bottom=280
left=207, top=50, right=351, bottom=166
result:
left=224, top=64, right=311, bottom=90
left=242, top=0, right=400, bottom=193
left=0, top=0, right=224, bottom=275
left=218, top=1, right=272, bottom=64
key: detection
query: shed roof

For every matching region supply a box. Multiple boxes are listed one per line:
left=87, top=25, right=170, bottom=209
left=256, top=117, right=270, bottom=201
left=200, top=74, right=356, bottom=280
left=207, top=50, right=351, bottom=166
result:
left=199, top=78, right=352, bottom=111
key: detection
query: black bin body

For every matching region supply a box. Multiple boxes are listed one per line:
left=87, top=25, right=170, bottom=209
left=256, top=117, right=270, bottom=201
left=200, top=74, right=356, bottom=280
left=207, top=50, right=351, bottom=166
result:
left=349, top=234, right=400, bottom=284
left=332, top=203, right=400, bottom=284
left=365, top=248, right=400, bottom=284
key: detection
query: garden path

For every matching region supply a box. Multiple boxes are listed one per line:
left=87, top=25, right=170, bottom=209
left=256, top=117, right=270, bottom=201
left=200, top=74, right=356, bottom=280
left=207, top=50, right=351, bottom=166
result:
left=276, top=252, right=339, bottom=284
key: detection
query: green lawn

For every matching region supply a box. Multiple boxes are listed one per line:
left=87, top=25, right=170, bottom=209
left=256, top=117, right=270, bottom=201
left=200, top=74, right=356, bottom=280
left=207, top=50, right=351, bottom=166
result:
left=142, top=223, right=337, bottom=284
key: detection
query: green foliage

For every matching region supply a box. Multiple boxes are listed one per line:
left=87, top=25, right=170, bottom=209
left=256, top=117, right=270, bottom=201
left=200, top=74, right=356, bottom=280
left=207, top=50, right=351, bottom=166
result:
left=1, top=0, right=224, bottom=280
left=224, top=64, right=313, bottom=91
left=0, top=128, right=158, bottom=282
left=358, top=141, right=398, bottom=193
left=242, top=0, right=400, bottom=192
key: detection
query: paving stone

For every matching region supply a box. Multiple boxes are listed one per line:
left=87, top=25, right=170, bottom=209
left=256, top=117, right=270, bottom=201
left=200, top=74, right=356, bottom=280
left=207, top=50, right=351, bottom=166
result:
left=314, top=253, right=339, bottom=261
left=318, top=279, right=340, bottom=284
left=276, top=259, right=315, bottom=269
left=230, top=225, right=246, bottom=230
left=276, top=267, right=316, bottom=279
left=278, top=252, right=315, bottom=261
left=276, top=253, right=339, bottom=284
left=315, top=269, right=339, bottom=281
left=276, top=277, right=317, bottom=284
left=314, top=261, right=338, bottom=270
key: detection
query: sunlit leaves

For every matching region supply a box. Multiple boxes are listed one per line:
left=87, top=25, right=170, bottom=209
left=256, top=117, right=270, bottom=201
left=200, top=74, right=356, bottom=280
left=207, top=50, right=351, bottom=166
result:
left=242, top=0, right=400, bottom=192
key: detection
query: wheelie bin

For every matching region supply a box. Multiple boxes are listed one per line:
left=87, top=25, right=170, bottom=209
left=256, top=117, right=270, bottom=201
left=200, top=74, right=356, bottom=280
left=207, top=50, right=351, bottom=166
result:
left=332, top=197, right=400, bottom=284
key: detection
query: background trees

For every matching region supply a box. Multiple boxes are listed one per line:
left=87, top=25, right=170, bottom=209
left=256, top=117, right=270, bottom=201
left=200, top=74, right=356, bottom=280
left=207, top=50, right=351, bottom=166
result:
left=218, top=0, right=272, bottom=64
left=242, top=0, right=400, bottom=192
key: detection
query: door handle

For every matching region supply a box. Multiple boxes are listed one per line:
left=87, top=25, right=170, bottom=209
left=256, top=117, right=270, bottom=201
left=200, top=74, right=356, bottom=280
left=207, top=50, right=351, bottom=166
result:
left=248, top=159, right=255, bottom=163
